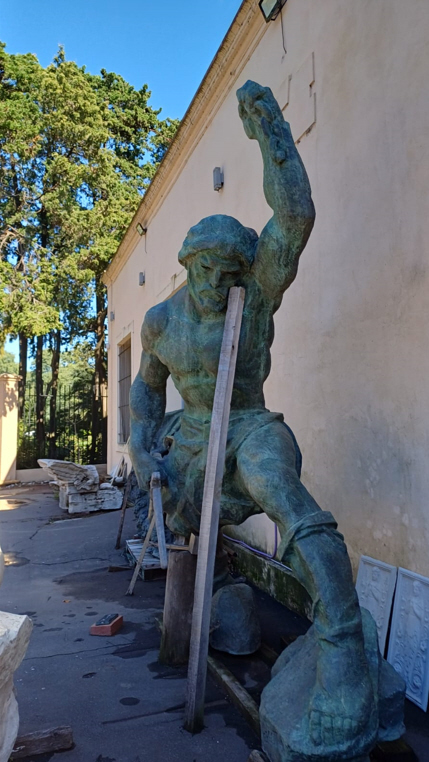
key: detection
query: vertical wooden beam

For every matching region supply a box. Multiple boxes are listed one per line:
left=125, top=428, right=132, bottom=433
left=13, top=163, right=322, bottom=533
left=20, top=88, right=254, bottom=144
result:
left=115, top=465, right=130, bottom=549
left=159, top=550, right=197, bottom=665
left=184, top=286, right=245, bottom=733
left=152, top=472, right=168, bottom=569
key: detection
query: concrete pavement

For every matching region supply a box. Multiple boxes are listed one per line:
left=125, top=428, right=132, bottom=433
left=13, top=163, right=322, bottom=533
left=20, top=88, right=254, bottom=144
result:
left=0, top=484, right=256, bottom=762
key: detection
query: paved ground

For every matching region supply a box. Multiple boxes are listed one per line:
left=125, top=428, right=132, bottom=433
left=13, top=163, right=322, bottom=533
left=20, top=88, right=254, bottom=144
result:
left=0, top=485, right=256, bottom=762
left=0, top=484, right=427, bottom=762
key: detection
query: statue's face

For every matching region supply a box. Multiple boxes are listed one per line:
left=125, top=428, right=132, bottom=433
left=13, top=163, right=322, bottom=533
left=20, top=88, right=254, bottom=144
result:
left=187, top=250, right=245, bottom=314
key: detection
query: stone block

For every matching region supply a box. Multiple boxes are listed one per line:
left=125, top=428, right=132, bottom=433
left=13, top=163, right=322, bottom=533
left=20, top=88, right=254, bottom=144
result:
left=0, top=612, right=32, bottom=762
left=261, top=611, right=389, bottom=762
left=67, top=492, right=99, bottom=513
left=210, top=583, right=261, bottom=655
left=66, top=485, right=122, bottom=514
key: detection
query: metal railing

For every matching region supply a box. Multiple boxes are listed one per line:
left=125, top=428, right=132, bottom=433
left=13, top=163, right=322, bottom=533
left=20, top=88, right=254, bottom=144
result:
left=17, top=385, right=107, bottom=469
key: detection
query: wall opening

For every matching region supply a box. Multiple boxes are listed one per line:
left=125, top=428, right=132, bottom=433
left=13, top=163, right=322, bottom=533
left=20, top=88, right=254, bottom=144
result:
left=118, top=336, right=131, bottom=444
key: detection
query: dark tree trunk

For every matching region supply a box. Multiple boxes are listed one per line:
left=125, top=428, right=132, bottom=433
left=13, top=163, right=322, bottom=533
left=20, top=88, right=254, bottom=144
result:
left=35, top=207, right=49, bottom=459
left=35, top=335, right=45, bottom=459
left=18, top=333, right=28, bottom=420
left=90, top=285, right=107, bottom=463
left=48, top=330, right=61, bottom=458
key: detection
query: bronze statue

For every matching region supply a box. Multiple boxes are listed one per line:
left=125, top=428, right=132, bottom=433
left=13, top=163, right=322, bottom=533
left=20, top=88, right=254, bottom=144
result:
left=129, top=81, right=404, bottom=761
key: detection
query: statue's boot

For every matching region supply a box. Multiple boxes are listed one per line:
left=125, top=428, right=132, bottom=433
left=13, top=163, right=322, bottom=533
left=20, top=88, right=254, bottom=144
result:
left=262, top=527, right=380, bottom=760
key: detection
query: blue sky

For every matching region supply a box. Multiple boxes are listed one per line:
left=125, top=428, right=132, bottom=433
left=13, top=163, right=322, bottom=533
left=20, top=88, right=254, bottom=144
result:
left=1, top=0, right=241, bottom=120
left=2, top=0, right=242, bottom=359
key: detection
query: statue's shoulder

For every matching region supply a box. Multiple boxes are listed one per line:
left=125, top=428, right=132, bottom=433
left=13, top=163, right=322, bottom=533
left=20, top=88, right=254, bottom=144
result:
left=141, top=301, right=169, bottom=348
left=141, top=287, right=187, bottom=349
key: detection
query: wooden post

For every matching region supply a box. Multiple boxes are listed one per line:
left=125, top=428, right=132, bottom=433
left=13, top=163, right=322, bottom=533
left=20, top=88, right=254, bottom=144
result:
left=159, top=550, right=197, bottom=665
left=115, top=469, right=130, bottom=549
left=152, top=472, right=168, bottom=569
left=184, top=286, right=245, bottom=733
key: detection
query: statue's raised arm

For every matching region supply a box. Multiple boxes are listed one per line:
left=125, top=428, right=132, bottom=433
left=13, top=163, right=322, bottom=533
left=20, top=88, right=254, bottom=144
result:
left=237, top=80, right=315, bottom=303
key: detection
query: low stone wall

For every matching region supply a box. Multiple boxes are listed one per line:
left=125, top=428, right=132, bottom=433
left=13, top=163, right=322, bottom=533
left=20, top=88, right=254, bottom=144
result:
left=224, top=539, right=312, bottom=620
left=15, top=468, right=48, bottom=484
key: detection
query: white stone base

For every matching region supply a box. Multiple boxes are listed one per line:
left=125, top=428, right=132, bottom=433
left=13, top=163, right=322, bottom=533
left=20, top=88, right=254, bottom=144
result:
left=0, top=612, right=32, bottom=762
left=67, top=485, right=123, bottom=514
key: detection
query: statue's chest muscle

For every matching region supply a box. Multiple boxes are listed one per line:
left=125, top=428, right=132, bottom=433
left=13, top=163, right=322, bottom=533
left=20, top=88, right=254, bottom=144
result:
left=157, top=318, right=223, bottom=377
left=156, top=304, right=270, bottom=381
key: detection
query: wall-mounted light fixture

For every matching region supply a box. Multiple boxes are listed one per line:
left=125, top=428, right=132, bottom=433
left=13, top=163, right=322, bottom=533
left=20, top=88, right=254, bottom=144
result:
left=136, top=223, right=147, bottom=236
left=139, top=272, right=146, bottom=286
left=109, top=311, right=115, bottom=321
left=259, top=0, right=287, bottom=22
left=213, top=167, right=224, bottom=192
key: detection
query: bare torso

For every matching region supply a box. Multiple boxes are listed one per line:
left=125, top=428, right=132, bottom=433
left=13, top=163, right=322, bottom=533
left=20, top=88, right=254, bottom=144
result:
left=150, top=280, right=275, bottom=416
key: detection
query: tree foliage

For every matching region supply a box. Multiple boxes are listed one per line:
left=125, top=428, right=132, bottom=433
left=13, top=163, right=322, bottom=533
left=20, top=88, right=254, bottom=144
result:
left=0, top=41, right=178, bottom=461
left=0, top=41, right=178, bottom=342
left=0, top=349, right=18, bottom=374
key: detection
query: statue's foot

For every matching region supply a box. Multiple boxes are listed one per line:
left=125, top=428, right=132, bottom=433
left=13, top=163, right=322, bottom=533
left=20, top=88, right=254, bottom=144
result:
left=261, top=621, right=380, bottom=762
left=308, top=636, right=377, bottom=751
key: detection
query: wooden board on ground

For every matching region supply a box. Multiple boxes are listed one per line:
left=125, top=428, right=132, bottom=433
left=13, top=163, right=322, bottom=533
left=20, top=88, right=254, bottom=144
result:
left=370, top=739, right=418, bottom=762
left=11, top=726, right=74, bottom=758
left=185, top=286, right=245, bottom=733
left=207, top=654, right=260, bottom=738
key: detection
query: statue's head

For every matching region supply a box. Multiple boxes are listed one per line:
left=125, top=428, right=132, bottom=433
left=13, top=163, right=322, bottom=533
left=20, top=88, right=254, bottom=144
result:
left=178, top=215, right=257, bottom=314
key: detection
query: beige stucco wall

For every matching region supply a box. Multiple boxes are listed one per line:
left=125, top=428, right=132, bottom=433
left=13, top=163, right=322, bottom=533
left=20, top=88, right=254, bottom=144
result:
left=105, top=0, right=429, bottom=577
left=0, top=374, right=19, bottom=484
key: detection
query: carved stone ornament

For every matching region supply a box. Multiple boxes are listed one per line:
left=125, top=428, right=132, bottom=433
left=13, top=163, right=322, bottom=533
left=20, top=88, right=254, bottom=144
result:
left=387, top=567, right=429, bottom=710
left=38, top=459, right=122, bottom=514
left=356, top=555, right=397, bottom=655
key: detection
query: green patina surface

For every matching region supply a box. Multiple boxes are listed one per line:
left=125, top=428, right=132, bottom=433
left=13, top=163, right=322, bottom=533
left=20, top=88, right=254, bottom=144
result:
left=224, top=539, right=312, bottom=621
left=129, top=81, right=404, bottom=761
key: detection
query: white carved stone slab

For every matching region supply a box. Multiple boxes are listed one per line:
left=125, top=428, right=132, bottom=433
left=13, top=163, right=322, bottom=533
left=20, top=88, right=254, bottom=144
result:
left=387, top=568, right=429, bottom=710
left=356, top=555, right=397, bottom=655
left=0, top=612, right=32, bottom=762
left=67, top=485, right=122, bottom=514
left=38, top=459, right=99, bottom=492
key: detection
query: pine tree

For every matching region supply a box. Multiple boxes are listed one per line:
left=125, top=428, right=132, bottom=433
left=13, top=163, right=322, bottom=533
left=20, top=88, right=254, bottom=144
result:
left=0, top=42, right=178, bottom=461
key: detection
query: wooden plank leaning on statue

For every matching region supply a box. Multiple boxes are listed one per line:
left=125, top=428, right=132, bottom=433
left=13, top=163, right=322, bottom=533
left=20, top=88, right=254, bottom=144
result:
left=185, top=285, right=245, bottom=733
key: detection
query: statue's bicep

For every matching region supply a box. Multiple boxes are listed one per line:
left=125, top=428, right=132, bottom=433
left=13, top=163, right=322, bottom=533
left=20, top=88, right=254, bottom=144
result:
left=139, top=350, right=169, bottom=389
left=252, top=230, right=297, bottom=299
